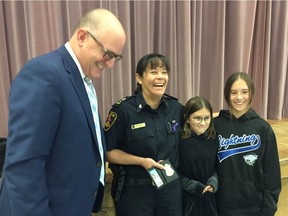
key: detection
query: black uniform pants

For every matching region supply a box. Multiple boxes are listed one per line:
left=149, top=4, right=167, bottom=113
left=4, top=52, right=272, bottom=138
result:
left=115, top=178, right=182, bottom=216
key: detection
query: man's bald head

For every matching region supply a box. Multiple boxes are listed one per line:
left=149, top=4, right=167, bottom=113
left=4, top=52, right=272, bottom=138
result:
left=75, top=8, right=125, bottom=38
left=69, top=8, right=126, bottom=79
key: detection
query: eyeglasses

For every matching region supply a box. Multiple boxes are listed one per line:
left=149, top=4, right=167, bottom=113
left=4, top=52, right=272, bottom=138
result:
left=86, top=30, right=123, bottom=62
left=191, top=116, right=211, bottom=123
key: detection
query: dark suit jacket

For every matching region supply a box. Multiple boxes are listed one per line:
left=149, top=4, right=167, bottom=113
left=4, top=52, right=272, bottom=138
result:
left=0, top=138, right=6, bottom=177
left=0, top=45, right=106, bottom=216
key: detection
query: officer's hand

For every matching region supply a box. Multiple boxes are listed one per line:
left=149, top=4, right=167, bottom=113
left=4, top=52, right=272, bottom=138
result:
left=141, top=158, right=165, bottom=170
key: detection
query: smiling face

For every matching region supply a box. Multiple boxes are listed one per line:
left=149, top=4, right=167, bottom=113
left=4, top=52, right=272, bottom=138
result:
left=224, top=72, right=255, bottom=119
left=187, top=108, right=211, bottom=135
left=69, top=9, right=126, bottom=80
left=76, top=29, right=126, bottom=79
left=229, top=78, right=250, bottom=118
left=136, top=64, right=169, bottom=103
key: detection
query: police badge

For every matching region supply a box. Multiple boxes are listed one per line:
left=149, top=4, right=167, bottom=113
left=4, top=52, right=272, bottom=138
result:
left=147, top=159, right=179, bottom=189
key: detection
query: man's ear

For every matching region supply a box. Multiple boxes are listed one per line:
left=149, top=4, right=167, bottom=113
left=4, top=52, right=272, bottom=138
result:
left=76, top=29, right=88, bottom=46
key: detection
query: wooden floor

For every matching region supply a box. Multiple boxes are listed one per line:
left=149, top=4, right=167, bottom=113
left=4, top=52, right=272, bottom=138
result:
left=268, top=119, right=288, bottom=162
left=268, top=119, right=288, bottom=216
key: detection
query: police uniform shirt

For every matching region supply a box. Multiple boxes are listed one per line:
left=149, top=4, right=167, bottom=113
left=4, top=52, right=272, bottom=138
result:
left=104, top=92, right=184, bottom=178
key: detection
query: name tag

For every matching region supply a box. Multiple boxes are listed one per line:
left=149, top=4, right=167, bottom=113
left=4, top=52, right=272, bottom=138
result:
left=131, top=122, right=146, bottom=129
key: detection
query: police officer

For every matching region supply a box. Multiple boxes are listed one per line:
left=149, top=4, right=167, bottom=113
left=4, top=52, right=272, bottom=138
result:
left=104, top=53, right=184, bottom=216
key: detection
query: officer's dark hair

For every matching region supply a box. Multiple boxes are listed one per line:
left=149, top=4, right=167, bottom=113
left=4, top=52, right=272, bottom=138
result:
left=224, top=72, right=255, bottom=108
left=182, top=96, right=216, bottom=139
left=135, top=53, right=170, bottom=94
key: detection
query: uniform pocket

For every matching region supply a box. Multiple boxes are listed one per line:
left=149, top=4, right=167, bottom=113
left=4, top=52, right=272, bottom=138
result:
left=126, top=127, right=155, bottom=156
left=166, top=121, right=182, bottom=149
left=128, top=127, right=154, bottom=142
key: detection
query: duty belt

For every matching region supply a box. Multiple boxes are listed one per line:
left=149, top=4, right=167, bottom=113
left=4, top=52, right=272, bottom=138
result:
left=126, top=177, right=153, bottom=186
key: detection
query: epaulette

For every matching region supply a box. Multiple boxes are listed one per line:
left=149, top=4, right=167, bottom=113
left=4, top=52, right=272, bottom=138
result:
left=163, top=93, right=178, bottom=101
left=112, top=96, right=132, bottom=107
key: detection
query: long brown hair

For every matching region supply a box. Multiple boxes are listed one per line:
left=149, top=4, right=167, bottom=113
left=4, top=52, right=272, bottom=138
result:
left=224, top=72, right=255, bottom=109
left=182, top=96, right=216, bottom=139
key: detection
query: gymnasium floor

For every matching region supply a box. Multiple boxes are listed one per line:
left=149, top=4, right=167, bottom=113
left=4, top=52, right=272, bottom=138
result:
left=270, top=119, right=288, bottom=216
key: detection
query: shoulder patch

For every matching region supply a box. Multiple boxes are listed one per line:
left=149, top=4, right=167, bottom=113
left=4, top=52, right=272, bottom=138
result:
left=104, top=111, right=118, bottom=131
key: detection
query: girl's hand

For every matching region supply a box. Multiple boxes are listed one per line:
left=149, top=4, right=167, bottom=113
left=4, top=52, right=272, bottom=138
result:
left=202, top=185, right=214, bottom=194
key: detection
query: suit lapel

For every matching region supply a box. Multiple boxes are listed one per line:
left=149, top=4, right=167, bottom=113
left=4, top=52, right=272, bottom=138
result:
left=56, top=46, right=98, bottom=144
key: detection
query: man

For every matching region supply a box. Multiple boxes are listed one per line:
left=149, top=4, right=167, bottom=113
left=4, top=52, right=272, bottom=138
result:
left=0, top=8, right=126, bottom=216
left=0, top=138, right=6, bottom=178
